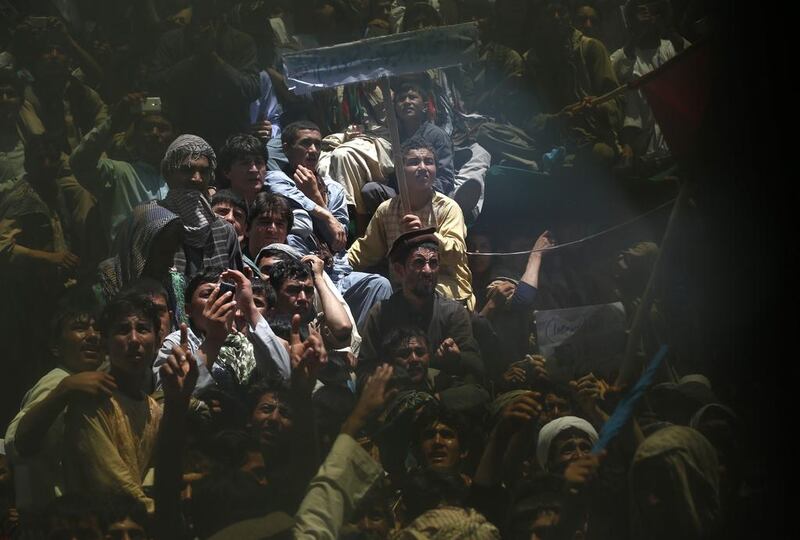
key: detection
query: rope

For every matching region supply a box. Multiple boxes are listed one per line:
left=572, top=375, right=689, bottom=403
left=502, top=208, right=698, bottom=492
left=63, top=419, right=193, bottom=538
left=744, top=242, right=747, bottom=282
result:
left=466, top=197, right=677, bottom=256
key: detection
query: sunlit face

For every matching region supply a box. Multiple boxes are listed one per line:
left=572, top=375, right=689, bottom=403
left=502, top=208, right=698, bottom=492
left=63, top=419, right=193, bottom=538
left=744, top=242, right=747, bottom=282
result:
left=250, top=391, right=293, bottom=451
left=248, top=212, right=289, bottom=255
left=225, top=153, right=266, bottom=203
left=276, top=276, right=315, bottom=318
left=56, top=314, right=102, bottom=373
left=396, top=246, right=439, bottom=298
left=419, top=420, right=465, bottom=470
left=284, top=129, right=322, bottom=171
left=395, top=88, right=426, bottom=121
left=168, top=155, right=212, bottom=191
left=402, top=148, right=436, bottom=196
left=391, top=336, right=429, bottom=385
left=213, top=201, right=247, bottom=244
left=107, top=314, right=158, bottom=379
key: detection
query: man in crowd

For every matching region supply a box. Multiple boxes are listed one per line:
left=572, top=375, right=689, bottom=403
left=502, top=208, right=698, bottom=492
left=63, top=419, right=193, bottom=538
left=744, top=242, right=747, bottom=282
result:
left=148, top=0, right=260, bottom=149
left=157, top=134, right=243, bottom=275
left=348, top=137, right=474, bottom=309
left=358, top=228, right=483, bottom=383
left=69, top=93, right=176, bottom=244
left=3, top=290, right=109, bottom=514
left=264, top=124, right=393, bottom=326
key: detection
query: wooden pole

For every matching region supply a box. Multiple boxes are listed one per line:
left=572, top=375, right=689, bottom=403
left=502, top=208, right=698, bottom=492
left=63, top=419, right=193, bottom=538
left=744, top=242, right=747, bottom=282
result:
left=615, top=179, right=690, bottom=388
left=378, top=76, right=411, bottom=214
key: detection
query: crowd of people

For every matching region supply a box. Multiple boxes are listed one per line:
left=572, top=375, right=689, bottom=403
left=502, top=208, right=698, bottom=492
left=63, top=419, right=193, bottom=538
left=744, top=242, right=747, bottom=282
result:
left=0, top=1, right=762, bottom=539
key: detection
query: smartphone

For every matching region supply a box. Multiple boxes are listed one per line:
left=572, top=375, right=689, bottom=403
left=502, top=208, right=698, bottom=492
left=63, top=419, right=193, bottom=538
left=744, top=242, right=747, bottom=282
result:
left=219, top=281, right=236, bottom=296
left=132, top=96, right=162, bottom=114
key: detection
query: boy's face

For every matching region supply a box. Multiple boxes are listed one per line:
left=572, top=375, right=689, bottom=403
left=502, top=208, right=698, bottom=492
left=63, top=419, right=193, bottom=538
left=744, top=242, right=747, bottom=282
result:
left=56, top=314, right=102, bottom=373
left=213, top=201, right=247, bottom=244
left=224, top=153, right=266, bottom=203
left=402, top=148, right=436, bottom=194
left=107, top=313, right=159, bottom=379
left=250, top=391, right=293, bottom=451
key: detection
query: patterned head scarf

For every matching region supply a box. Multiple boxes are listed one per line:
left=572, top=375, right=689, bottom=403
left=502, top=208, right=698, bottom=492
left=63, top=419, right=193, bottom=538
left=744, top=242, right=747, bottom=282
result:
left=536, top=416, right=599, bottom=471
left=159, top=135, right=218, bottom=248
left=98, top=201, right=180, bottom=298
left=391, top=506, right=501, bottom=539
left=630, top=426, right=720, bottom=540
left=161, top=134, right=217, bottom=183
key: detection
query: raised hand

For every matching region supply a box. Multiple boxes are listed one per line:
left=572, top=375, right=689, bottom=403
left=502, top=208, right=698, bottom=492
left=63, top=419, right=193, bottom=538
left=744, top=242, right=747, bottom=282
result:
left=496, top=391, right=542, bottom=439
left=160, top=344, right=199, bottom=406
left=341, top=364, right=397, bottom=437
left=289, top=314, right=328, bottom=396
left=435, top=338, right=461, bottom=366
left=301, top=254, right=325, bottom=278
left=563, top=451, right=606, bottom=487
left=569, top=372, right=609, bottom=416
left=203, top=285, right=236, bottom=345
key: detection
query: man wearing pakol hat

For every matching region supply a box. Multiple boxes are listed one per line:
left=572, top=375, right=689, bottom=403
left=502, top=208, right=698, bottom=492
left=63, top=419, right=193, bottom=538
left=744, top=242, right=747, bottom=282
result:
left=157, top=134, right=243, bottom=275
left=347, top=137, right=474, bottom=310
left=358, top=227, right=483, bottom=383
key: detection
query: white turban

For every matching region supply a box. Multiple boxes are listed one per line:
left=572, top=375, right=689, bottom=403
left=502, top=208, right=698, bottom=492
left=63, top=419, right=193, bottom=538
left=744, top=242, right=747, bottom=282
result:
left=536, top=415, right=599, bottom=471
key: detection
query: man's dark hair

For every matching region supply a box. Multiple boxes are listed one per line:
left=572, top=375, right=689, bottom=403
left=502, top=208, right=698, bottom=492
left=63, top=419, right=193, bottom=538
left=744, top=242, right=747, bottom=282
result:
left=380, top=326, right=429, bottom=362
left=400, top=136, right=437, bottom=162
left=49, top=286, right=102, bottom=344
left=190, top=470, right=276, bottom=538
left=97, top=292, right=162, bottom=339
left=281, top=120, right=321, bottom=147
left=247, top=192, right=294, bottom=233
left=41, top=493, right=101, bottom=533
left=207, top=429, right=263, bottom=470
left=401, top=468, right=468, bottom=522
left=393, top=80, right=431, bottom=103
left=411, top=405, right=471, bottom=454
left=266, top=259, right=312, bottom=293
left=120, top=277, right=169, bottom=303
left=24, top=132, right=62, bottom=173
left=97, top=493, right=148, bottom=533
left=255, top=248, right=294, bottom=269
left=212, top=188, right=248, bottom=215
left=245, top=376, right=291, bottom=415
left=215, top=134, right=268, bottom=189
left=506, top=473, right=570, bottom=540
left=184, top=266, right=224, bottom=305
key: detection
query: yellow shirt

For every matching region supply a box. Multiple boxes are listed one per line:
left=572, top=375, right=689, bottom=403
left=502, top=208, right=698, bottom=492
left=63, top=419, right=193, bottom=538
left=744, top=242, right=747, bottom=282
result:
left=347, top=192, right=475, bottom=310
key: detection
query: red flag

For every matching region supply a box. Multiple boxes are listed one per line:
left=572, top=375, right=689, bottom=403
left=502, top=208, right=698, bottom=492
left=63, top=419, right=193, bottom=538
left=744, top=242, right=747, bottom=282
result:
left=631, top=41, right=712, bottom=161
